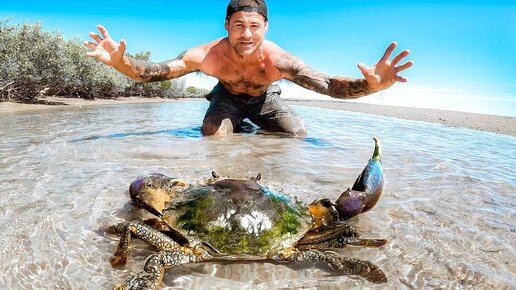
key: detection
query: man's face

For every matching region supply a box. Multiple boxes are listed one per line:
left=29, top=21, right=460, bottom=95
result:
left=225, top=11, right=268, bottom=58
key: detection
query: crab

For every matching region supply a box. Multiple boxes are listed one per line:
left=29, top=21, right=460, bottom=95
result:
left=110, top=137, right=386, bottom=290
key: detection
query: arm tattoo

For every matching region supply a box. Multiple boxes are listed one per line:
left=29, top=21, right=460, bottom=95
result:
left=275, top=52, right=372, bottom=99
left=328, top=77, right=371, bottom=99
left=129, top=50, right=188, bottom=82
left=175, top=50, right=187, bottom=60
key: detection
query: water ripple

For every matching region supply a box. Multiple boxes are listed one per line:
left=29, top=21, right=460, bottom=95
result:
left=0, top=101, right=514, bottom=289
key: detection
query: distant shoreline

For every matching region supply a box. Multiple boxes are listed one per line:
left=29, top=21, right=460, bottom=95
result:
left=287, top=100, right=516, bottom=137
left=1, top=96, right=514, bottom=136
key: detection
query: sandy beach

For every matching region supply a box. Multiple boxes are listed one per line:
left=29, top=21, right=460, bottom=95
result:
left=288, top=100, right=516, bottom=136
left=1, top=96, right=514, bottom=136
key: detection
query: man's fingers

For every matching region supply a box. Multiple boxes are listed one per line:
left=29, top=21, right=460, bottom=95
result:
left=396, top=75, right=408, bottom=82
left=85, top=51, right=99, bottom=58
left=395, top=61, right=414, bottom=73
left=391, top=50, right=410, bottom=66
left=89, top=32, right=102, bottom=44
left=97, top=24, right=110, bottom=39
left=83, top=41, right=96, bottom=49
left=357, top=63, right=368, bottom=75
left=119, top=39, right=127, bottom=54
left=380, top=42, right=397, bottom=62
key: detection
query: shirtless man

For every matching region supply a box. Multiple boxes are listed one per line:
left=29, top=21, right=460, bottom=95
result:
left=84, top=0, right=413, bottom=136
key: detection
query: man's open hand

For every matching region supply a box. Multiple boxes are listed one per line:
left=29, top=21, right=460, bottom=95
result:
left=358, top=42, right=413, bottom=92
left=84, top=25, right=126, bottom=66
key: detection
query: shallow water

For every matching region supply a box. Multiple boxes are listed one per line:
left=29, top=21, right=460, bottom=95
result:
left=0, top=101, right=514, bottom=289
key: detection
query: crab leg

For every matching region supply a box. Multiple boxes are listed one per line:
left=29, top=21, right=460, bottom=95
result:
left=142, top=218, right=172, bottom=231
left=271, top=248, right=387, bottom=284
left=110, top=220, right=189, bottom=267
left=297, top=236, right=387, bottom=249
left=297, top=221, right=388, bottom=250
left=115, top=248, right=212, bottom=290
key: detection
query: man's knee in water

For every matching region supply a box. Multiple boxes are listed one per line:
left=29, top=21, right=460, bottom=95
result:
left=272, top=115, right=307, bottom=137
left=291, top=124, right=307, bottom=136
left=286, top=121, right=307, bottom=137
left=201, top=117, right=235, bottom=136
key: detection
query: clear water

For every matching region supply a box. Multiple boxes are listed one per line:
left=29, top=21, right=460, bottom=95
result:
left=0, top=101, right=514, bottom=289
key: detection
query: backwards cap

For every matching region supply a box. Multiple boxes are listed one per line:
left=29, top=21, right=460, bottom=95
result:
left=226, top=0, right=268, bottom=20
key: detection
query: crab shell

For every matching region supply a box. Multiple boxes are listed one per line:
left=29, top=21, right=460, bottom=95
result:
left=130, top=175, right=313, bottom=256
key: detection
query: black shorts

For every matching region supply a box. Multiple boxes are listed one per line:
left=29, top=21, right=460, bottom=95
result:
left=203, top=83, right=306, bottom=135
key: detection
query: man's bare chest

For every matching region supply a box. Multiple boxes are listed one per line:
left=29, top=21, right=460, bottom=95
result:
left=207, top=60, right=280, bottom=96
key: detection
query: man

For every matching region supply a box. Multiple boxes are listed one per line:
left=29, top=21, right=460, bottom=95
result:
left=84, top=0, right=413, bottom=136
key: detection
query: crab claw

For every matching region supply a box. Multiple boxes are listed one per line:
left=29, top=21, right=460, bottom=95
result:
left=335, top=188, right=366, bottom=220
left=335, top=137, right=384, bottom=220
left=129, top=173, right=186, bottom=217
left=308, top=198, right=339, bottom=231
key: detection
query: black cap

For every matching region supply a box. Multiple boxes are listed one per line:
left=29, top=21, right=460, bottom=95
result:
left=226, top=0, right=268, bottom=20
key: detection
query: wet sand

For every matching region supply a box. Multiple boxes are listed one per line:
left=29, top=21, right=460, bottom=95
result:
left=288, top=100, right=516, bottom=136
left=1, top=97, right=514, bottom=136
left=0, top=96, right=204, bottom=113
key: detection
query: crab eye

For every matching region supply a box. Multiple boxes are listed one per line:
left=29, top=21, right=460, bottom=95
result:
left=211, top=171, right=220, bottom=178
left=129, top=177, right=147, bottom=200
left=320, top=198, right=333, bottom=208
left=254, top=173, right=262, bottom=181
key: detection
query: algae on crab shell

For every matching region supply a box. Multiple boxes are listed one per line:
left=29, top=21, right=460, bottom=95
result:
left=172, top=189, right=308, bottom=255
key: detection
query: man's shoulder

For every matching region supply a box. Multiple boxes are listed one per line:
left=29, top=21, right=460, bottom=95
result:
left=261, top=40, right=287, bottom=61
left=262, top=40, right=282, bottom=53
left=184, top=38, right=226, bottom=63
left=191, top=38, right=227, bottom=53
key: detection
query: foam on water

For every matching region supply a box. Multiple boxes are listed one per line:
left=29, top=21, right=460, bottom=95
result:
left=0, top=101, right=514, bottom=289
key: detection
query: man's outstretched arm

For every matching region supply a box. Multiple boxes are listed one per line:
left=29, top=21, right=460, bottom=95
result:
left=275, top=52, right=372, bottom=99
left=84, top=25, right=199, bottom=82
left=123, top=51, right=191, bottom=82
left=275, top=42, right=413, bottom=99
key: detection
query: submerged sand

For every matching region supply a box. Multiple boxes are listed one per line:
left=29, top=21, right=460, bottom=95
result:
left=0, top=97, right=514, bottom=136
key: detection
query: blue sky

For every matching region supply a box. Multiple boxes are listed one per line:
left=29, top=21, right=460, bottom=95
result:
left=1, top=0, right=515, bottom=116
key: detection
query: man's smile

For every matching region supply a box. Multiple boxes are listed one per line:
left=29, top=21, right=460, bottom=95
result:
left=239, top=41, right=253, bottom=47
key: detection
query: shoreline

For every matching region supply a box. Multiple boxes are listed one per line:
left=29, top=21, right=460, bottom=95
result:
left=0, top=97, right=205, bottom=114
left=1, top=96, right=514, bottom=136
left=287, top=100, right=516, bottom=136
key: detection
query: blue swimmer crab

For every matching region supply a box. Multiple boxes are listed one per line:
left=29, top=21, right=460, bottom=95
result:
left=110, top=137, right=385, bottom=290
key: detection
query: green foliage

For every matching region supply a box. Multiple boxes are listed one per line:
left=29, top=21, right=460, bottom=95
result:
left=186, top=86, right=198, bottom=94
left=183, top=86, right=210, bottom=98
left=0, top=19, right=188, bottom=102
left=126, top=50, right=151, bottom=61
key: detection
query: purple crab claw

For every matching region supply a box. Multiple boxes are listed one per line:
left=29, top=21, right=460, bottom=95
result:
left=335, top=137, right=384, bottom=220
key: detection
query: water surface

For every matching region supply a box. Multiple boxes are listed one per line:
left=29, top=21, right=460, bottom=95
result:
left=1, top=101, right=514, bottom=289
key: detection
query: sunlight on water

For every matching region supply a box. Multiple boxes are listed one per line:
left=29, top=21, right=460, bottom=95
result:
left=0, top=101, right=514, bottom=289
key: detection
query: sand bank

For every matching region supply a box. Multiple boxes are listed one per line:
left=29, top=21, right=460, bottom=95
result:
left=0, top=97, right=514, bottom=136
left=287, top=100, right=515, bottom=136
left=0, top=97, right=204, bottom=114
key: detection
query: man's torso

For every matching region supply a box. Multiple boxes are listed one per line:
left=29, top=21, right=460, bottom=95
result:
left=198, top=38, right=283, bottom=96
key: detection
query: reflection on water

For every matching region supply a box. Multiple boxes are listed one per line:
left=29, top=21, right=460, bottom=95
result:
left=0, top=101, right=515, bottom=289
left=70, top=126, right=204, bottom=142
left=70, top=125, right=334, bottom=149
